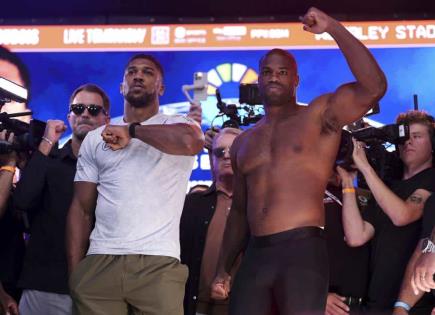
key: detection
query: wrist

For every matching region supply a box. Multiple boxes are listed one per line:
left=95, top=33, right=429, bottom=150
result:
left=341, top=179, right=354, bottom=189
left=325, top=18, right=340, bottom=35
left=128, top=122, right=141, bottom=139
left=394, top=301, right=411, bottom=312
left=38, top=138, right=54, bottom=156
left=0, top=165, right=16, bottom=174
left=342, top=187, right=355, bottom=194
left=359, top=164, right=374, bottom=178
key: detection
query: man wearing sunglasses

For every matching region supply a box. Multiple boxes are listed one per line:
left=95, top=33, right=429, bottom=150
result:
left=181, top=127, right=242, bottom=315
left=13, top=83, right=110, bottom=315
left=66, top=54, right=204, bottom=315
left=210, top=7, right=387, bottom=315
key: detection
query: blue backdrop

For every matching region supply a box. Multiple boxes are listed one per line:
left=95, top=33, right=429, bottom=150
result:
left=15, top=47, right=435, bottom=184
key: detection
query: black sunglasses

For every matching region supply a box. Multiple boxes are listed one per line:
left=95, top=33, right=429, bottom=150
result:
left=212, top=147, right=231, bottom=158
left=69, top=104, right=107, bottom=117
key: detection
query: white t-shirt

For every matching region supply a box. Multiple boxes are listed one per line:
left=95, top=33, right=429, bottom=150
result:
left=74, top=113, right=196, bottom=260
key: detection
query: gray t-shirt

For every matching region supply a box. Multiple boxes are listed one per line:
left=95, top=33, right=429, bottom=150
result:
left=75, top=113, right=196, bottom=260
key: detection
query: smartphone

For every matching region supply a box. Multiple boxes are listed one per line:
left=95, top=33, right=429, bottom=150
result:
left=193, top=72, right=208, bottom=101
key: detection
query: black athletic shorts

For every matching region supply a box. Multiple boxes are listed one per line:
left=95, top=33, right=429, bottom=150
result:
left=229, top=226, right=329, bottom=315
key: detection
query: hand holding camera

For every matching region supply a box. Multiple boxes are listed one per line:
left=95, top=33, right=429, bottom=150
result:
left=0, top=130, right=17, bottom=166
left=351, top=138, right=371, bottom=174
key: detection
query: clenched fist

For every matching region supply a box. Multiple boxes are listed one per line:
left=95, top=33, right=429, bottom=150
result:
left=101, top=125, right=131, bottom=151
left=300, top=7, right=336, bottom=34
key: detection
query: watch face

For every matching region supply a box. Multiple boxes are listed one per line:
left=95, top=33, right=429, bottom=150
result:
left=422, top=238, right=435, bottom=253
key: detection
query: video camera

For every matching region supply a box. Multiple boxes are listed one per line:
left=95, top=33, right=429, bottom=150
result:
left=0, top=77, right=46, bottom=154
left=214, top=83, right=264, bottom=128
left=336, top=119, right=409, bottom=186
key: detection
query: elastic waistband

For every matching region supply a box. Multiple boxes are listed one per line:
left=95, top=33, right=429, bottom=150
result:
left=251, top=226, right=324, bottom=248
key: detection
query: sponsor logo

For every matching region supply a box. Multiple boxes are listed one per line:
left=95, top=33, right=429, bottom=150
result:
left=151, top=26, right=170, bottom=45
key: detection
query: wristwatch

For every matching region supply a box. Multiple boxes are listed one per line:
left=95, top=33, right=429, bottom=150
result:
left=128, top=122, right=141, bottom=138
left=421, top=238, right=435, bottom=253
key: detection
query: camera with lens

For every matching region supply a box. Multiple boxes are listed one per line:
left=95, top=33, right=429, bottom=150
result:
left=336, top=120, right=409, bottom=187
left=0, top=76, right=46, bottom=154
left=214, top=83, right=264, bottom=129
left=0, top=115, right=46, bottom=154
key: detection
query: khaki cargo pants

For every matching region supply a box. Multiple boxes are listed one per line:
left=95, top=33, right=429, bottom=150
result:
left=69, top=255, right=188, bottom=315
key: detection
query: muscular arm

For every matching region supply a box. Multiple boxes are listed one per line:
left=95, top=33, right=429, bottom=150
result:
left=211, top=139, right=250, bottom=298
left=102, top=121, right=204, bottom=156
left=134, top=122, right=204, bottom=155
left=65, top=181, right=97, bottom=274
left=303, top=8, right=387, bottom=127
left=218, top=169, right=250, bottom=274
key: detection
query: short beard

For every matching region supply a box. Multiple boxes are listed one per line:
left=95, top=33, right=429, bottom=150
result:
left=74, top=129, right=88, bottom=141
left=73, top=122, right=94, bottom=141
left=125, top=91, right=156, bottom=108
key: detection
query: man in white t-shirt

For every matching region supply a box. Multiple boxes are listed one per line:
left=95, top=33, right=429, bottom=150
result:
left=66, top=54, right=205, bottom=315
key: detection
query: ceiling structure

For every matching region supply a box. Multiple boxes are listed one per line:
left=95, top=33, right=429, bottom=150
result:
left=3, top=0, right=435, bottom=24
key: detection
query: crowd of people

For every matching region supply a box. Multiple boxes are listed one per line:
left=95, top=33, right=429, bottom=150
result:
left=1, top=7, right=435, bottom=315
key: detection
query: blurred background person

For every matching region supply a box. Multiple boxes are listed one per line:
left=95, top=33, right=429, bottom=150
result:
left=342, top=111, right=435, bottom=313
left=324, top=168, right=371, bottom=315
left=13, top=84, right=110, bottom=315
left=181, top=127, right=242, bottom=315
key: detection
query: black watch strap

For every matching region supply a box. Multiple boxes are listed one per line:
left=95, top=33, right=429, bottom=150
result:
left=128, top=122, right=141, bottom=138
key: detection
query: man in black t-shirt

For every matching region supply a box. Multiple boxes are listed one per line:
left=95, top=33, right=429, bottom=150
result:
left=341, top=110, right=435, bottom=313
left=0, top=130, right=25, bottom=315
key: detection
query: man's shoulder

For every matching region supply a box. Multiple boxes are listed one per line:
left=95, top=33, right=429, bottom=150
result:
left=406, top=167, right=435, bottom=190
left=185, top=186, right=216, bottom=201
left=85, top=125, right=105, bottom=140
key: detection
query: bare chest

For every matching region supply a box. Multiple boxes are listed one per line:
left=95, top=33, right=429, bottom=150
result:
left=237, top=118, right=321, bottom=174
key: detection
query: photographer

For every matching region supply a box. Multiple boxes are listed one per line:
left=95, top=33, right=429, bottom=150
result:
left=342, top=110, right=435, bottom=313
left=0, top=45, right=32, bottom=315
left=13, top=84, right=110, bottom=315
left=0, top=130, right=24, bottom=315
